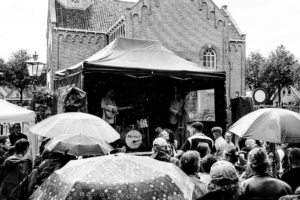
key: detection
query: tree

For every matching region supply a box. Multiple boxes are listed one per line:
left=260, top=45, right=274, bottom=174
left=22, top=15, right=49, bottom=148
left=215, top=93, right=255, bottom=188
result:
left=0, top=58, right=6, bottom=86
left=4, top=49, right=46, bottom=106
left=246, top=51, right=266, bottom=90
left=262, top=45, right=298, bottom=107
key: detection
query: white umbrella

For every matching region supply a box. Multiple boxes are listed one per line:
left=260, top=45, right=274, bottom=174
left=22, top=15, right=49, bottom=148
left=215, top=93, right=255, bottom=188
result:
left=29, top=112, right=120, bottom=143
left=229, top=108, right=300, bottom=143
left=45, top=134, right=114, bottom=156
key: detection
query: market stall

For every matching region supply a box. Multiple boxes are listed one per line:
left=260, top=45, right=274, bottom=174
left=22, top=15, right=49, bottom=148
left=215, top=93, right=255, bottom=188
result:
left=53, top=37, right=227, bottom=151
left=0, top=99, right=37, bottom=159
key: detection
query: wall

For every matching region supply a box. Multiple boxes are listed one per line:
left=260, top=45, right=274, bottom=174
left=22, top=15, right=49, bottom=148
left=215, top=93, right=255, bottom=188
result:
left=125, top=0, right=229, bottom=69
left=49, top=30, right=106, bottom=89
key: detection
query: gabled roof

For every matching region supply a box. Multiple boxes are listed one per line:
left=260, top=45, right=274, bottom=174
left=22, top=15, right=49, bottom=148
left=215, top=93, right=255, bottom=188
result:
left=270, top=86, right=300, bottom=101
left=54, top=0, right=136, bottom=32
left=220, top=5, right=244, bottom=36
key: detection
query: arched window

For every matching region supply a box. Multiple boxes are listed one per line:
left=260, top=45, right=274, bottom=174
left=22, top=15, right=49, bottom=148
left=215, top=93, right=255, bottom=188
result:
left=203, top=49, right=216, bottom=69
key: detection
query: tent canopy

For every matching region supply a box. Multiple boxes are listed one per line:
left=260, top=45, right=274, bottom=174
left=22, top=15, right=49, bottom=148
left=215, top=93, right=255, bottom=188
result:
left=55, top=37, right=225, bottom=80
left=0, top=99, right=36, bottom=122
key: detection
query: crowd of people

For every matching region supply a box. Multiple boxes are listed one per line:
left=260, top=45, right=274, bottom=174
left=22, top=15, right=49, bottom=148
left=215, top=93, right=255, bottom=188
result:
left=1, top=121, right=300, bottom=200
left=152, top=121, right=300, bottom=200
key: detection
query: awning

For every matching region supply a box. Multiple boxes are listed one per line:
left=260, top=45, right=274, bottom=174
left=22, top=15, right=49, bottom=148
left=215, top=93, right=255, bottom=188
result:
left=55, top=37, right=225, bottom=80
left=0, top=99, right=36, bottom=122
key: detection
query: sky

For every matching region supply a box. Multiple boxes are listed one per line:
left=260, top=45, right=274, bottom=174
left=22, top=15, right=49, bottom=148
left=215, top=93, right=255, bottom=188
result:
left=0, top=0, right=300, bottom=62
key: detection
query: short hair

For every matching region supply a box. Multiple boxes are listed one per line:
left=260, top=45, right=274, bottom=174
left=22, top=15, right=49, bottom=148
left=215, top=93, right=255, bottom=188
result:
left=191, top=122, right=204, bottom=133
left=15, top=139, right=30, bottom=154
left=0, top=136, right=8, bottom=145
left=201, top=154, right=218, bottom=173
left=289, top=148, right=300, bottom=165
left=248, top=148, right=270, bottom=174
left=224, top=147, right=239, bottom=163
left=180, top=151, right=200, bottom=175
left=12, top=123, right=21, bottom=129
left=197, top=143, right=210, bottom=158
left=245, top=139, right=256, bottom=147
left=225, top=132, right=232, bottom=137
left=211, top=127, right=222, bottom=135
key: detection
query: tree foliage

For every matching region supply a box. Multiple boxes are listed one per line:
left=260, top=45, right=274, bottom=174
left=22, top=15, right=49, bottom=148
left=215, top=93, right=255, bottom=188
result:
left=246, top=51, right=266, bottom=90
left=246, top=45, right=299, bottom=105
left=2, top=49, right=46, bottom=106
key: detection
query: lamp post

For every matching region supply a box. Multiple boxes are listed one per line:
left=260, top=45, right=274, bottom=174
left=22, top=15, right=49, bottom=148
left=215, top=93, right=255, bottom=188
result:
left=25, top=52, right=46, bottom=111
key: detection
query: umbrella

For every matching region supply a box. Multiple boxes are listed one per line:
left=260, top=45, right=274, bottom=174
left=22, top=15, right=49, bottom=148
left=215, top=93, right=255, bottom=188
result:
left=29, top=112, right=120, bottom=143
left=229, top=108, right=300, bottom=143
left=30, top=154, right=194, bottom=200
left=45, top=134, right=114, bottom=156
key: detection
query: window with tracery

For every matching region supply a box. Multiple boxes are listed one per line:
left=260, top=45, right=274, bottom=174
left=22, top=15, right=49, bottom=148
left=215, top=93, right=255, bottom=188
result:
left=203, top=49, right=216, bottom=69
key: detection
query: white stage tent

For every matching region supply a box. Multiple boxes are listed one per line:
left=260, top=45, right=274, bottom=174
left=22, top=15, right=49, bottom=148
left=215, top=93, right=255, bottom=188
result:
left=0, top=99, right=38, bottom=160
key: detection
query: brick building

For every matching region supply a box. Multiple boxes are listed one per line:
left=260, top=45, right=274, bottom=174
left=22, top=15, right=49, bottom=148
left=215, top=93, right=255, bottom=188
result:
left=47, top=0, right=246, bottom=103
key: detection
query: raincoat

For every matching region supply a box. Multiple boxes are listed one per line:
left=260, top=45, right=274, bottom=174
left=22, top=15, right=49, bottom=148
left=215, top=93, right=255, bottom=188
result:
left=0, top=155, right=30, bottom=199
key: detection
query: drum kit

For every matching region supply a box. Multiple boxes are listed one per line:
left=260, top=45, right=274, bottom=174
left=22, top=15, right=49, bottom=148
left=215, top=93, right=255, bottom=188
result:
left=115, top=119, right=148, bottom=150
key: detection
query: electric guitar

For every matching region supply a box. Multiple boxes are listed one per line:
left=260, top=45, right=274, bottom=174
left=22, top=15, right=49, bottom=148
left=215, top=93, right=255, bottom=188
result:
left=104, top=105, right=133, bottom=119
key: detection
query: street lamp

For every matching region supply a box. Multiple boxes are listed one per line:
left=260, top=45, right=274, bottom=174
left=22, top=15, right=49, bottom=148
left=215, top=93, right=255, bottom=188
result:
left=25, top=52, right=46, bottom=111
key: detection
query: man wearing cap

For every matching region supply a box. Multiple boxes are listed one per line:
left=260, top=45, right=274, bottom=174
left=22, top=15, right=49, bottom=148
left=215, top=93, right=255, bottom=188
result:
left=212, top=127, right=227, bottom=160
left=150, top=138, right=180, bottom=167
left=176, top=122, right=214, bottom=159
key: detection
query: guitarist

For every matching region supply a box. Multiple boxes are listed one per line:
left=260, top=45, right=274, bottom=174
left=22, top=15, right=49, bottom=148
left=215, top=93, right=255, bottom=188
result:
left=101, top=89, right=118, bottom=125
left=101, top=89, right=132, bottom=125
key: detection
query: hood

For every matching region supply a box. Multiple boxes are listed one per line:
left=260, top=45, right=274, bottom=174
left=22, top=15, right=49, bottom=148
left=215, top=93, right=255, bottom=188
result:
left=151, top=151, right=171, bottom=162
left=4, top=155, right=24, bottom=166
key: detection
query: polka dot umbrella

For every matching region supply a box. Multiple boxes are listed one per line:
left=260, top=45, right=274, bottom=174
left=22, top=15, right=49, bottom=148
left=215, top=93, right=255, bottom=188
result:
left=29, top=154, right=194, bottom=200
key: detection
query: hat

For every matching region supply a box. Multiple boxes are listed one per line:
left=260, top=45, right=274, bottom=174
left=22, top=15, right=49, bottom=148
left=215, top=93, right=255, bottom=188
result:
left=210, top=161, right=238, bottom=185
left=153, top=138, right=168, bottom=147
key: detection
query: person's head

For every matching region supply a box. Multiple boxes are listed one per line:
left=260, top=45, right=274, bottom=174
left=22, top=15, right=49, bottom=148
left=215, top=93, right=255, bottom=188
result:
left=155, top=127, right=163, bottom=137
left=14, top=139, right=30, bottom=156
left=248, top=148, right=270, bottom=174
left=223, top=147, right=239, bottom=164
left=107, top=89, right=116, bottom=97
left=152, top=138, right=169, bottom=154
left=211, top=127, right=223, bottom=140
left=263, top=141, right=275, bottom=152
left=0, top=136, right=10, bottom=151
left=39, top=138, right=51, bottom=155
left=201, top=154, right=217, bottom=174
left=288, top=148, right=300, bottom=168
left=245, top=139, right=257, bottom=148
left=160, top=130, right=170, bottom=142
left=225, top=132, right=232, bottom=143
left=12, top=123, right=21, bottom=135
left=164, top=129, right=175, bottom=144
left=175, top=92, right=182, bottom=101
left=208, top=161, right=240, bottom=199
left=196, top=143, right=211, bottom=158
left=191, top=122, right=204, bottom=134
left=180, top=151, right=200, bottom=175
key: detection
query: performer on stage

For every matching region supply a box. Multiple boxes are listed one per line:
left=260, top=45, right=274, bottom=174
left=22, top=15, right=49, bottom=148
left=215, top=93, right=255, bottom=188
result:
left=101, top=89, right=132, bottom=125
left=169, top=92, right=184, bottom=132
left=169, top=92, right=189, bottom=148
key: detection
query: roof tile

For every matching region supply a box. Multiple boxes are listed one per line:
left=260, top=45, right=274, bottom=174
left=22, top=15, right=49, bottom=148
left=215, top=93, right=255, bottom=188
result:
left=55, top=0, right=135, bottom=32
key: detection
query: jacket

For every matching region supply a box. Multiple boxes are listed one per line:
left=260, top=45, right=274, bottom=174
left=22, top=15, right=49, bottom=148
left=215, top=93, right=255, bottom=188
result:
left=0, top=155, right=30, bottom=199
left=242, top=174, right=292, bottom=200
